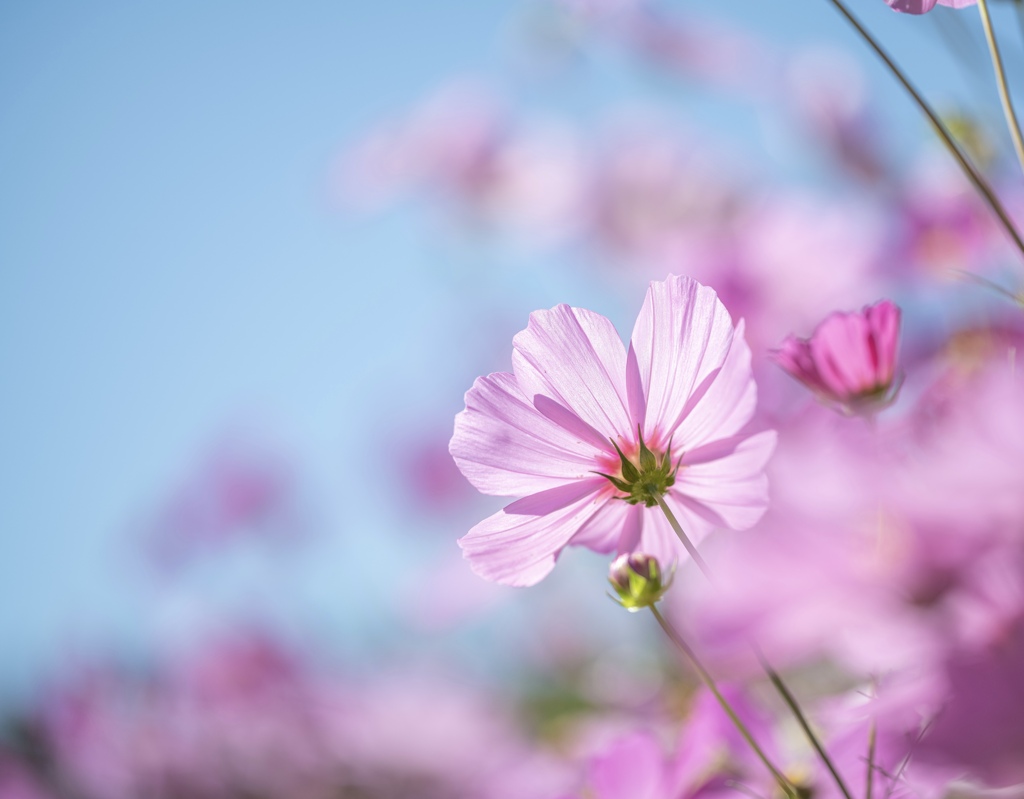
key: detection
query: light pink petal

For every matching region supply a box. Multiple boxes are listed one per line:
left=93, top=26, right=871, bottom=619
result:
left=629, top=275, right=735, bottom=441
left=637, top=503, right=705, bottom=568
left=533, top=394, right=611, bottom=452
left=512, top=305, right=632, bottom=440
left=660, top=492, right=720, bottom=550
left=675, top=431, right=776, bottom=531
left=451, top=372, right=603, bottom=497
left=624, top=344, right=647, bottom=427
left=673, top=318, right=757, bottom=449
left=570, top=498, right=642, bottom=554
left=459, top=479, right=607, bottom=586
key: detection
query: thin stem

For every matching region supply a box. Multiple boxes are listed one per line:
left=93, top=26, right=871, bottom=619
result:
left=948, top=267, right=1023, bottom=304
left=649, top=605, right=797, bottom=799
left=825, top=0, right=1024, bottom=263
left=866, top=719, right=878, bottom=799
left=654, top=497, right=855, bottom=799
left=652, top=493, right=714, bottom=581
left=763, top=665, right=855, bottom=799
left=883, top=717, right=934, bottom=799
left=978, top=0, right=1024, bottom=176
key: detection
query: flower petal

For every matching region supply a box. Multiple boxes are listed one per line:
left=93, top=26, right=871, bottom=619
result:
left=673, top=318, right=757, bottom=449
left=459, top=479, right=607, bottom=586
left=886, top=0, right=939, bottom=12
left=512, top=305, right=632, bottom=440
left=589, top=732, right=667, bottom=799
left=811, top=312, right=874, bottom=396
left=451, top=372, right=604, bottom=497
left=866, top=300, right=900, bottom=385
left=637, top=502, right=703, bottom=568
left=570, top=497, right=643, bottom=554
left=676, top=430, right=777, bottom=531
left=629, top=275, right=736, bottom=441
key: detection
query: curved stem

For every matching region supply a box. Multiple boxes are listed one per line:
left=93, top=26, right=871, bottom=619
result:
left=978, top=0, right=1024, bottom=177
left=948, top=267, right=1023, bottom=304
left=825, top=0, right=1024, bottom=263
left=649, top=605, right=797, bottom=799
left=654, top=497, right=854, bottom=799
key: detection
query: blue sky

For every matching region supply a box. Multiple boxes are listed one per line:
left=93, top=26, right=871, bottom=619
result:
left=0, top=0, right=1015, bottom=696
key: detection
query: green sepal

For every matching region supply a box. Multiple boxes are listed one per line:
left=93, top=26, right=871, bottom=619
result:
left=637, top=426, right=658, bottom=472
left=611, top=439, right=640, bottom=483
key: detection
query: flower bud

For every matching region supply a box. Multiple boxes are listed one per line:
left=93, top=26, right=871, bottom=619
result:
left=608, top=553, right=673, bottom=611
left=772, top=299, right=902, bottom=416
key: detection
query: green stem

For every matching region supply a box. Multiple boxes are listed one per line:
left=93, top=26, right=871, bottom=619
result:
left=653, top=493, right=714, bottom=581
left=866, top=719, right=878, bottom=799
left=649, top=605, right=797, bottom=799
left=978, top=0, right=1024, bottom=177
left=762, top=665, right=855, bottom=799
left=824, top=0, right=1024, bottom=264
left=654, top=496, right=854, bottom=799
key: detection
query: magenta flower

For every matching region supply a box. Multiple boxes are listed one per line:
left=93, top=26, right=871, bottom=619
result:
left=772, top=300, right=901, bottom=415
left=885, top=0, right=976, bottom=13
left=450, top=275, right=775, bottom=586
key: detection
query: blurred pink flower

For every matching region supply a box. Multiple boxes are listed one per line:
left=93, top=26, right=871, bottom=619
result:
left=142, top=435, right=305, bottom=571
left=785, top=49, right=886, bottom=183
left=885, top=0, right=976, bottom=13
left=580, top=730, right=700, bottom=799
left=0, top=756, right=56, bottom=799
left=585, top=122, right=740, bottom=262
left=34, top=634, right=577, bottom=799
left=574, top=687, right=782, bottom=799
left=772, top=300, right=901, bottom=415
left=725, top=193, right=886, bottom=353
left=894, top=156, right=998, bottom=274
left=339, top=84, right=584, bottom=244
left=450, top=274, right=775, bottom=586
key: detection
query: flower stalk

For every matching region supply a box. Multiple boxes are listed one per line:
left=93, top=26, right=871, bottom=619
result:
left=764, top=664, right=855, bottom=799
left=825, top=0, right=1024, bottom=264
left=648, top=605, right=798, bottom=799
left=866, top=719, right=878, bottom=799
left=653, top=493, right=714, bottom=581
left=653, top=499, right=855, bottom=799
left=977, top=0, right=1024, bottom=177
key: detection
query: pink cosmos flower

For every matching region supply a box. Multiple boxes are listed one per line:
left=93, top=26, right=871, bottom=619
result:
left=772, top=300, right=901, bottom=414
left=450, top=274, right=776, bottom=586
left=885, top=0, right=976, bottom=13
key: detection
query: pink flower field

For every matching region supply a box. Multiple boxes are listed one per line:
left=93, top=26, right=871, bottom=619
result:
left=4, top=0, right=1024, bottom=797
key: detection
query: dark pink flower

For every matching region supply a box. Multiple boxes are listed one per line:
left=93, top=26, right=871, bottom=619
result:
left=772, top=300, right=901, bottom=414
left=451, top=275, right=775, bottom=586
left=885, top=0, right=976, bottom=13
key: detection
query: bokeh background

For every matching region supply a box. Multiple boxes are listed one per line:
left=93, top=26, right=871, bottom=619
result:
left=3, top=1, right=1024, bottom=795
